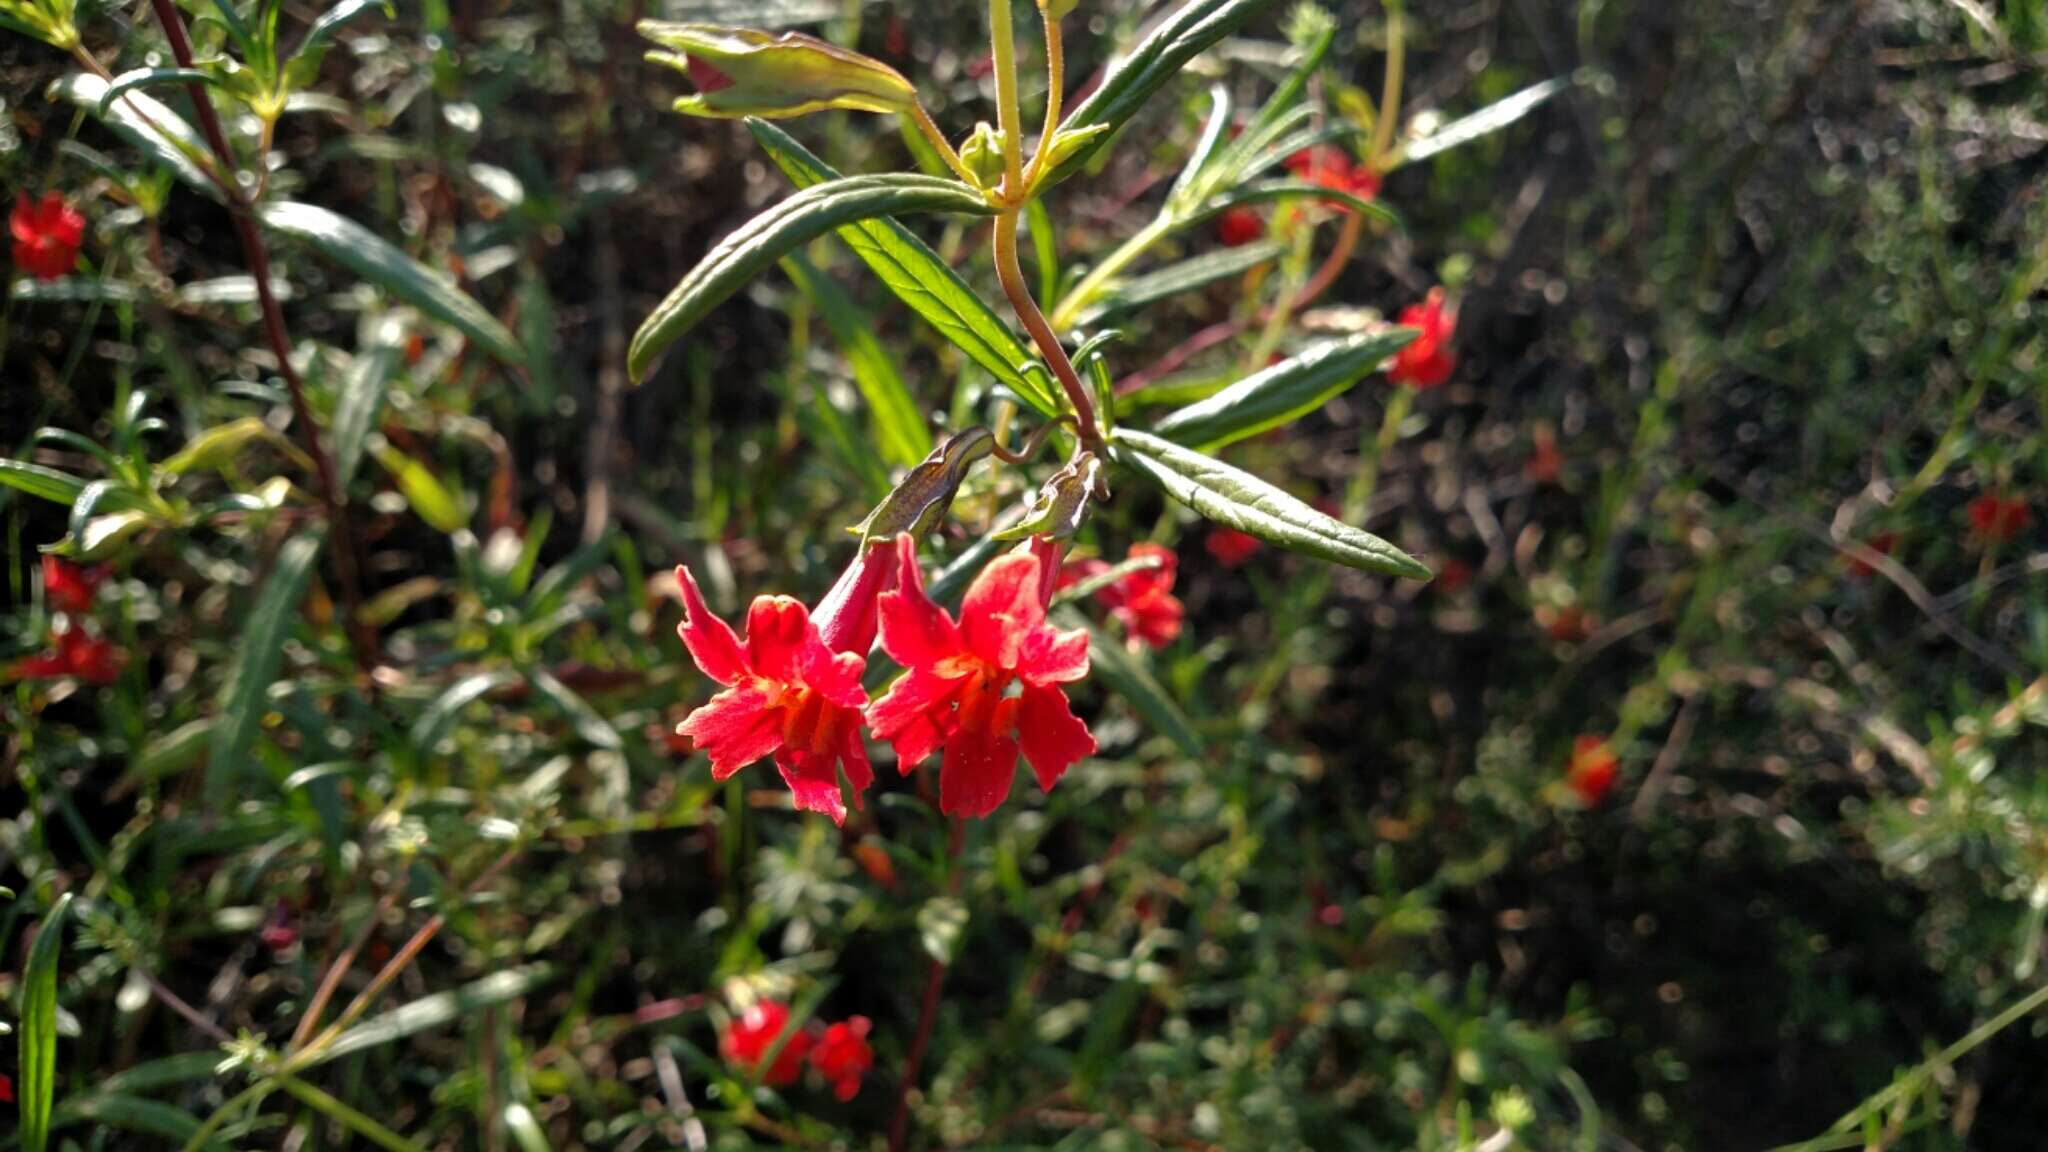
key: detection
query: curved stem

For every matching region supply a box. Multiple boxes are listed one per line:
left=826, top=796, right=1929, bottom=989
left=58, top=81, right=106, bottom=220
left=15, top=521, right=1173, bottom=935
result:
left=990, top=414, right=1076, bottom=464
left=995, top=213, right=1102, bottom=452
left=1020, top=8, right=1065, bottom=188
left=907, top=102, right=982, bottom=188
left=1368, top=4, right=1405, bottom=168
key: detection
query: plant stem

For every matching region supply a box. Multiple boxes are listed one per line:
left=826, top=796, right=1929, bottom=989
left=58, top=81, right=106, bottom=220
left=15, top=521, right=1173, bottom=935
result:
left=1049, top=214, right=1172, bottom=331
left=908, top=103, right=982, bottom=188
left=1368, top=2, right=1405, bottom=168
left=888, top=819, right=964, bottom=1152
left=995, top=213, right=1102, bottom=453
left=1020, top=6, right=1065, bottom=188
left=989, top=0, right=1027, bottom=200
left=144, top=0, right=378, bottom=675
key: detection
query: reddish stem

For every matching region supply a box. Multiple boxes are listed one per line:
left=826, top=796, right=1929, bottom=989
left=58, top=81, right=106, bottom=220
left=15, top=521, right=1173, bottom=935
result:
left=147, top=0, right=377, bottom=674
left=889, top=820, right=964, bottom=1152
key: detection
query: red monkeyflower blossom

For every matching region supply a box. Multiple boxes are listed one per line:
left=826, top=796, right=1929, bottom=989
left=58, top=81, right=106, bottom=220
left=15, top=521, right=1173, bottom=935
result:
left=867, top=536, right=1095, bottom=819
left=1566, top=735, right=1619, bottom=807
left=11, top=626, right=123, bottom=685
left=1844, top=531, right=1898, bottom=582
left=1068, top=543, right=1182, bottom=649
left=1216, top=207, right=1264, bottom=247
left=1204, top=526, right=1263, bottom=568
left=259, top=905, right=298, bottom=953
left=1526, top=426, right=1563, bottom=485
left=1389, top=289, right=1457, bottom=390
left=809, top=1016, right=874, bottom=1101
left=42, top=556, right=108, bottom=615
left=0, top=1071, right=13, bottom=1103
left=673, top=543, right=891, bottom=826
left=11, top=193, right=85, bottom=281
left=1434, top=557, right=1473, bottom=595
left=721, top=1000, right=812, bottom=1087
left=1967, top=493, right=2030, bottom=544
left=1284, top=146, right=1382, bottom=205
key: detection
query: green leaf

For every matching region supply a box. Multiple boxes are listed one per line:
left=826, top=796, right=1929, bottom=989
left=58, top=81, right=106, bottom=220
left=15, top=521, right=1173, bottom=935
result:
left=529, top=668, right=623, bottom=751
left=410, top=668, right=516, bottom=754
left=373, top=442, right=467, bottom=533
left=46, top=74, right=219, bottom=199
left=256, top=201, right=524, bottom=366
left=1109, top=429, right=1430, bottom=579
left=296, top=0, right=390, bottom=60
left=1151, top=329, right=1417, bottom=450
left=305, top=965, right=555, bottom=1067
left=0, top=458, right=88, bottom=505
left=1196, top=180, right=1403, bottom=229
left=1401, top=75, right=1572, bottom=165
left=747, top=120, right=1058, bottom=416
left=1064, top=611, right=1201, bottom=756
left=1040, top=0, right=1275, bottom=189
left=207, top=534, right=324, bottom=798
left=54, top=1095, right=216, bottom=1146
left=917, top=896, right=967, bottom=964
left=161, top=416, right=292, bottom=475
left=783, top=254, right=932, bottom=468
left=1075, top=239, right=1287, bottom=326
left=20, top=893, right=74, bottom=1152
left=96, top=67, right=220, bottom=114
left=333, top=322, right=404, bottom=489
left=629, top=172, right=996, bottom=384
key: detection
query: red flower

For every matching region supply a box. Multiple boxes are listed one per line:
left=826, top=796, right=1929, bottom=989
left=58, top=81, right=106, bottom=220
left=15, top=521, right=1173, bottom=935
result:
left=1284, top=146, right=1382, bottom=205
left=1566, top=735, right=1619, bottom=806
left=867, top=536, right=1095, bottom=819
left=673, top=546, right=890, bottom=826
left=809, top=1016, right=874, bottom=1101
left=1538, top=603, right=1593, bottom=643
left=1204, top=527, right=1262, bottom=568
left=0, top=1072, right=12, bottom=1104
left=259, top=905, right=298, bottom=953
left=1216, top=207, right=1264, bottom=247
left=1389, top=288, right=1457, bottom=390
left=1845, top=531, right=1898, bottom=582
left=1434, top=557, right=1472, bottom=595
left=11, top=192, right=85, bottom=281
left=1526, top=427, right=1563, bottom=485
left=42, top=556, right=107, bottom=615
left=10, top=626, right=123, bottom=685
left=1967, top=493, right=2030, bottom=544
left=1086, top=543, right=1183, bottom=649
left=721, top=1000, right=812, bottom=1087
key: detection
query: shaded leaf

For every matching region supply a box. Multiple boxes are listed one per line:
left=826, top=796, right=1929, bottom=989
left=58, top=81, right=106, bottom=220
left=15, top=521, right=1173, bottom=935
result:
left=1064, top=610, right=1201, bottom=756
left=257, top=201, right=524, bottom=366
left=1077, top=240, right=1286, bottom=326
left=20, top=893, right=74, bottom=1152
left=306, top=965, right=555, bottom=1067
left=783, top=253, right=932, bottom=467
left=207, top=534, right=324, bottom=798
left=47, top=74, right=219, bottom=198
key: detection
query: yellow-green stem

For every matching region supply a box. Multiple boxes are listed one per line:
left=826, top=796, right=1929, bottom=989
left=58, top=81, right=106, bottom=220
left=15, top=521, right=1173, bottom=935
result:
left=1368, top=4, right=1405, bottom=168
left=1022, top=9, right=1066, bottom=187
left=989, top=0, right=1028, bottom=200
left=1050, top=214, right=1173, bottom=330
left=908, top=102, right=983, bottom=188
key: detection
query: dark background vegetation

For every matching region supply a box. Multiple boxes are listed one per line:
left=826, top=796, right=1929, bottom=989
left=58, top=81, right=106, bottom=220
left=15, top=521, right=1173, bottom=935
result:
left=4, top=0, right=2047, bottom=1149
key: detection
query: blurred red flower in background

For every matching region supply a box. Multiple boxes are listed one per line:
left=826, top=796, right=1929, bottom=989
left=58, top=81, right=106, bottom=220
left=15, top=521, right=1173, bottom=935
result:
left=1389, top=289, right=1457, bottom=390
left=1967, top=493, right=2030, bottom=544
left=1204, top=527, right=1263, bottom=568
left=868, top=537, right=1094, bottom=818
left=1216, top=207, right=1264, bottom=247
left=42, top=556, right=107, bottom=615
left=1566, top=735, right=1619, bottom=807
left=11, top=627, right=123, bottom=685
left=11, top=192, right=84, bottom=281
left=1285, top=146, right=1382, bottom=205
left=721, top=1000, right=812, bottom=1087
left=809, top=1016, right=874, bottom=1100
left=1065, top=543, right=1183, bottom=649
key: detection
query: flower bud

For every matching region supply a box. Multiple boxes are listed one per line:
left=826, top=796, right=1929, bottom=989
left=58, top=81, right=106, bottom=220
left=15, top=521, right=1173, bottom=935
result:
left=638, top=22, right=918, bottom=119
left=959, top=121, right=1007, bottom=191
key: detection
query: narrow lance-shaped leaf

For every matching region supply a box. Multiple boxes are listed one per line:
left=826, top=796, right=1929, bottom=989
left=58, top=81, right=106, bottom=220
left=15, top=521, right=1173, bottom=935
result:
left=1195, top=180, right=1403, bottom=230
left=628, top=174, right=996, bottom=384
left=1399, top=75, right=1572, bottom=165
left=304, top=965, right=556, bottom=1067
left=0, top=458, right=89, bottom=506
left=333, top=319, right=406, bottom=489
left=1076, top=240, right=1287, bottom=326
left=20, top=893, right=75, bottom=1152
left=1039, top=0, right=1276, bottom=189
left=1151, top=328, right=1417, bottom=450
left=257, top=201, right=525, bottom=367
left=1110, top=428, right=1431, bottom=579
left=47, top=74, right=220, bottom=199
left=208, top=534, right=325, bottom=797
left=749, top=120, right=1056, bottom=416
